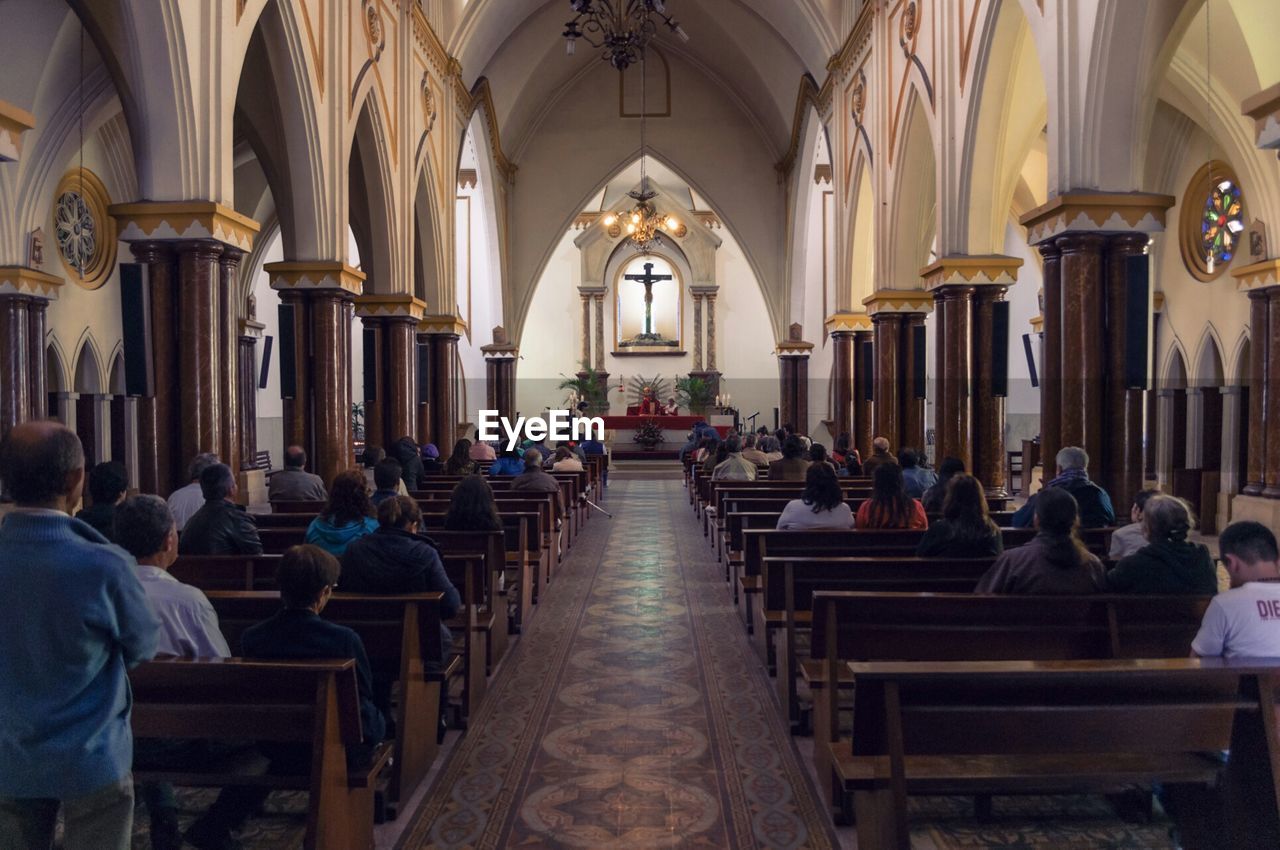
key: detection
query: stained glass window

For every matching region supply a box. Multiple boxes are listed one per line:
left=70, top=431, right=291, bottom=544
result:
left=1200, top=178, right=1244, bottom=274
left=54, top=190, right=96, bottom=277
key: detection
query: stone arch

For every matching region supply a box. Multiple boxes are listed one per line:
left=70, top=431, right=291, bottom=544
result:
left=784, top=100, right=828, bottom=326
left=1162, top=341, right=1190, bottom=390
left=847, top=152, right=876, bottom=308
left=45, top=340, right=67, bottom=395
left=886, top=92, right=937, bottom=289
left=72, top=332, right=103, bottom=394
left=1192, top=326, right=1226, bottom=388
left=348, top=93, right=399, bottom=293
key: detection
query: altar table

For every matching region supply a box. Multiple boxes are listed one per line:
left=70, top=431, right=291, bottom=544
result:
left=599, top=415, right=733, bottom=438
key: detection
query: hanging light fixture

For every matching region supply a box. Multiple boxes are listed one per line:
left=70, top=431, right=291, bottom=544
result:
left=563, top=1, right=689, bottom=70
left=600, top=47, right=680, bottom=253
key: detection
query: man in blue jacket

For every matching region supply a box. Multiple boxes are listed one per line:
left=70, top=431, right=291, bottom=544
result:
left=1012, top=445, right=1116, bottom=529
left=0, top=421, right=159, bottom=850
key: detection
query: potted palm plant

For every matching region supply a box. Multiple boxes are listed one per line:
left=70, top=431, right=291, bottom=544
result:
left=675, top=375, right=715, bottom=417
left=558, top=361, right=611, bottom=413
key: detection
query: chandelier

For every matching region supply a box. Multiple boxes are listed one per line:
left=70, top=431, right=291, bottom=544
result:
left=563, top=0, right=689, bottom=70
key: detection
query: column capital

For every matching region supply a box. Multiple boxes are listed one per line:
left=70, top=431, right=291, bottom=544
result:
left=0, top=100, right=36, bottom=162
left=1242, top=82, right=1280, bottom=149
left=265, top=261, right=365, bottom=296
left=825, top=312, right=873, bottom=334
left=239, top=319, right=266, bottom=339
left=862, top=289, right=933, bottom=316
left=1018, top=191, right=1176, bottom=245
left=690, top=284, right=719, bottom=297
left=418, top=314, right=467, bottom=336
left=578, top=285, right=606, bottom=297
left=1231, top=257, right=1280, bottom=293
left=1029, top=315, right=1044, bottom=333
left=110, top=201, right=261, bottom=252
left=921, top=255, right=1022, bottom=291
left=0, top=266, right=62, bottom=301
left=355, top=294, right=428, bottom=320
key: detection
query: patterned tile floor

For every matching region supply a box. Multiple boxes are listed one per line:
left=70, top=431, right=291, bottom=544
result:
left=397, top=478, right=838, bottom=849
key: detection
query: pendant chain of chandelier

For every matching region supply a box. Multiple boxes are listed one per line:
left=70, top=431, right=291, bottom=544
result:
left=563, top=1, right=688, bottom=71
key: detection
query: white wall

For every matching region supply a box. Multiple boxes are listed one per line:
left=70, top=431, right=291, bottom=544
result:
left=518, top=223, right=779, bottom=424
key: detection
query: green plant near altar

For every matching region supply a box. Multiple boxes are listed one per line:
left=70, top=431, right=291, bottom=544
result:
left=675, top=375, right=716, bottom=416
left=632, top=418, right=664, bottom=449
left=557, top=361, right=611, bottom=412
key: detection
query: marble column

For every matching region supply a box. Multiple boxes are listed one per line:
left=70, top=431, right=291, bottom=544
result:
left=482, top=339, right=518, bottom=423
left=972, top=286, right=1009, bottom=498
left=580, top=295, right=591, bottom=366
left=1057, top=234, right=1107, bottom=474
left=27, top=297, right=47, bottom=419
left=129, top=242, right=180, bottom=495
left=872, top=313, right=904, bottom=447
left=1243, top=289, right=1269, bottom=495
left=1102, top=233, right=1149, bottom=514
left=218, top=249, right=243, bottom=477
left=361, top=317, right=386, bottom=452
left=387, top=318, right=417, bottom=444
left=278, top=290, right=312, bottom=457
left=1037, top=242, right=1063, bottom=470
left=430, top=331, right=460, bottom=448
left=311, top=291, right=354, bottom=484
left=830, top=329, right=855, bottom=441
left=932, top=286, right=974, bottom=470
left=693, top=295, right=703, bottom=371
left=0, top=295, right=30, bottom=439
left=237, top=329, right=260, bottom=471
left=594, top=294, right=605, bottom=372
left=706, top=296, right=717, bottom=371
left=902, top=312, right=927, bottom=453
left=1265, top=287, right=1280, bottom=497
left=177, top=241, right=224, bottom=473
left=852, top=329, right=874, bottom=458
left=777, top=346, right=813, bottom=435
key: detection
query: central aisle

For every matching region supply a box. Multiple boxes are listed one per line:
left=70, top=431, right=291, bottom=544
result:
left=398, top=479, right=836, bottom=849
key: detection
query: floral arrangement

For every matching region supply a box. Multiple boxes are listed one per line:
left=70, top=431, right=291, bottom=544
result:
left=632, top=418, right=664, bottom=449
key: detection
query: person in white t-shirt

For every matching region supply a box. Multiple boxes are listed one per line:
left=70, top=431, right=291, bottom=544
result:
left=1191, top=521, right=1280, bottom=658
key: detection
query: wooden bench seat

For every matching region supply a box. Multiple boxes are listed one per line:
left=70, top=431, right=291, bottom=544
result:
left=201, top=592, right=453, bottom=812
left=131, top=657, right=392, bottom=850
left=833, top=658, right=1277, bottom=848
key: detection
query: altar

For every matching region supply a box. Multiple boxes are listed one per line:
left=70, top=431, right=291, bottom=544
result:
left=600, top=415, right=732, bottom=439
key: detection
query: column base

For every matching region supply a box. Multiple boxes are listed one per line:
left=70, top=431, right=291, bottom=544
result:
left=1230, top=494, right=1280, bottom=528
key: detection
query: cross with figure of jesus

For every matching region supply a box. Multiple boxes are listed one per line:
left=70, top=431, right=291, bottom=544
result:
left=624, top=261, right=673, bottom=336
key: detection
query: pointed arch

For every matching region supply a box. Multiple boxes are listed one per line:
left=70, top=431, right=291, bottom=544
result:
left=108, top=347, right=126, bottom=395
left=348, top=93, right=399, bottom=293
left=45, top=339, right=68, bottom=395
left=785, top=100, right=829, bottom=325
left=1162, top=341, right=1190, bottom=390
left=1193, top=326, right=1226, bottom=388
left=72, top=332, right=103, bottom=394
left=887, top=93, right=938, bottom=288
left=848, top=151, right=876, bottom=309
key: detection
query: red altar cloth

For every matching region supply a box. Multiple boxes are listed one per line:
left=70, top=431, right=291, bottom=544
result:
left=600, top=415, right=732, bottom=438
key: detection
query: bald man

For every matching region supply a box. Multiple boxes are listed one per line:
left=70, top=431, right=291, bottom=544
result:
left=0, top=421, right=159, bottom=850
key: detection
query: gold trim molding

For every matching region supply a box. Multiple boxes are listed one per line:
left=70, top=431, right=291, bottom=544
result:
left=110, top=201, right=260, bottom=252
left=862, top=289, right=934, bottom=315
left=1242, top=82, right=1280, bottom=149
left=0, top=100, right=36, bottom=162
left=921, top=255, right=1023, bottom=290
left=355, top=294, right=427, bottom=319
left=824, top=312, right=873, bottom=333
left=264, top=261, right=365, bottom=295
left=1230, top=257, right=1280, bottom=292
left=1018, top=192, right=1176, bottom=245
left=418, top=314, right=468, bottom=336
left=0, top=266, right=63, bottom=300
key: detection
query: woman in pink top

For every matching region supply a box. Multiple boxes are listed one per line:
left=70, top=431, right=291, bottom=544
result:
left=855, top=463, right=928, bottom=529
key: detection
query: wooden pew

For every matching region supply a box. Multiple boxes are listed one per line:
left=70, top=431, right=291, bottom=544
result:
left=807, top=592, right=1211, bottom=805
left=171, top=554, right=281, bottom=591
left=200, top=592, right=454, bottom=811
left=130, top=657, right=393, bottom=850
left=761, top=555, right=998, bottom=725
left=836, top=658, right=1277, bottom=848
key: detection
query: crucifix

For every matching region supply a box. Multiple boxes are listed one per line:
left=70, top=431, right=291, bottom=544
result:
left=624, top=261, right=673, bottom=336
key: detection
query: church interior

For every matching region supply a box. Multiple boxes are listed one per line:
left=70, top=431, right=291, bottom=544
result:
left=3, top=0, right=1280, bottom=848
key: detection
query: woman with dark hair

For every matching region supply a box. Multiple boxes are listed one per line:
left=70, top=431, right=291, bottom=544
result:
left=551, top=445, right=585, bottom=472
left=809, top=443, right=837, bottom=472
left=976, top=487, right=1105, bottom=594
left=305, top=469, right=379, bottom=556
left=916, top=474, right=1003, bottom=557
left=393, top=435, right=427, bottom=490
left=444, top=439, right=477, bottom=476
left=444, top=475, right=503, bottom=532
left=776, top=464, right=854, bottom=530
left=832, top=433, right=855, bottom=466
left=1106, top=495, right=1216, bottom=594
left=921, top=456, right=966, bottom=514
left=856, top=463, right=928, bottom=529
